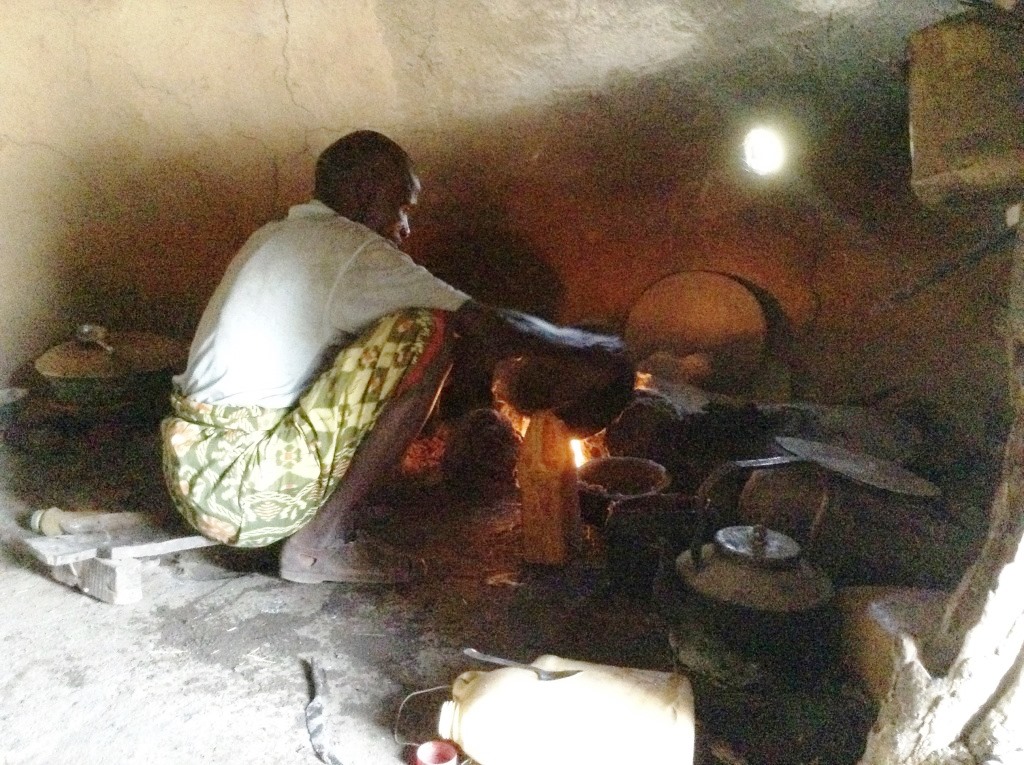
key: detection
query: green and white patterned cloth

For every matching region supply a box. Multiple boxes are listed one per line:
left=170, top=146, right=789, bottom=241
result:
left=161, top=309, right=444, bottom=547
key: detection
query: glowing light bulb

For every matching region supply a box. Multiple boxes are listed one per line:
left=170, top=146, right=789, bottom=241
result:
left=570, top=439, right=587, bottom=468
left=743, top=126, right=786, bottom=176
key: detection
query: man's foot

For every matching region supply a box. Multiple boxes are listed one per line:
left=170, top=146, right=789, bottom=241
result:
left=279, top=537, right=419, bottom=584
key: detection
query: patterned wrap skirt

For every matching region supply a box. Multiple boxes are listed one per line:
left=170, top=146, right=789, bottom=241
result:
left=160, top=309, right=446, bottom=548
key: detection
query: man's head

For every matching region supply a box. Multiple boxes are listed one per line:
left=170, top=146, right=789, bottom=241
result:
left=314, top=131, right=420, bottom=247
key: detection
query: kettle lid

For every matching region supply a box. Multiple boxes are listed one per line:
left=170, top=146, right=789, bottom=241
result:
left=676, top=525, right=833, bottom=613
left=715, top=525, right=801, bottom=569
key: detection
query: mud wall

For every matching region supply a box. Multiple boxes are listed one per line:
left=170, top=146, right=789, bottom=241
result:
left=0, top=0, right=1007, bottom=457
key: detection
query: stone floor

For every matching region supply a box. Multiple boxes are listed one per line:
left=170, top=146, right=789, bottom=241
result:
left=0, top=411, right=891, bottom=765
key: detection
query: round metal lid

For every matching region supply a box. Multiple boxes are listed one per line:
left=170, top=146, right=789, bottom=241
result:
left=35, top=331, right=188, bottom=380
left=776, top=436, right=941, bottom=498
left=715, top=525, right=801, bottom=569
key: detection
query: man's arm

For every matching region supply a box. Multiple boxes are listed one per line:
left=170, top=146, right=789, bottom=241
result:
left=449, top=301, right=635, bottom=434
left=450, top=301, right=625, bottom=358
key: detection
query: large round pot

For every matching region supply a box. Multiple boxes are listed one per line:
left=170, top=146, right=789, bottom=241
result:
left=34, top=330, right=188, bottom=419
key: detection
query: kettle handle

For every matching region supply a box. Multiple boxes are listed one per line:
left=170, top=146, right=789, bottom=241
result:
left=690, top=455, right=804, bottom=570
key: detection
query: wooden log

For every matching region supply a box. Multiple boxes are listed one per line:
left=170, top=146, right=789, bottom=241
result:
left=29, top=507, right=149, bottom=536
left=517, top=410, right=582, bottom=565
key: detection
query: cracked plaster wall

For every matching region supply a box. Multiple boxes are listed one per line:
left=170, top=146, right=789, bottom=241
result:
left=0, top=0, right=1008, bottom=458
left=0, top=0, right=398, bottom=380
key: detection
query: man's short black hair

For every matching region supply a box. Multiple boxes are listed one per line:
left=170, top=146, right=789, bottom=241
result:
left=314, top=130, right=416, bottom=211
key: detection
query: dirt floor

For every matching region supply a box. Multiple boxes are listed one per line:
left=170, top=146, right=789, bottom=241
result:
left=0, top=412, right=879, bottom=765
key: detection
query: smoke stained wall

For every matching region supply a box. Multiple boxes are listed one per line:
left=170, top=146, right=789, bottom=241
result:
left=0, top=0, right=1005, bottom=459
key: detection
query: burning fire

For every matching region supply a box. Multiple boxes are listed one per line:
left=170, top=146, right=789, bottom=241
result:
left=570, top=439, right=587, bottom=468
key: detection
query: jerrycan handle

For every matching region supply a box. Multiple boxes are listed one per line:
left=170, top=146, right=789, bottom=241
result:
left=690, top=455, right=804, bottom=570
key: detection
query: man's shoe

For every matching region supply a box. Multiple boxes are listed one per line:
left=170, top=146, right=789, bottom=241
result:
left=279, top=538, right=419, bottom=584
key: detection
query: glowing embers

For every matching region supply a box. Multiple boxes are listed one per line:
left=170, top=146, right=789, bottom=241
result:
left=742, top=125, right=786, bottom=176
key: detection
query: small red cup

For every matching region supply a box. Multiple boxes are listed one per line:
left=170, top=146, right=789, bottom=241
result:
left=415, top=739, right=459, bottom=765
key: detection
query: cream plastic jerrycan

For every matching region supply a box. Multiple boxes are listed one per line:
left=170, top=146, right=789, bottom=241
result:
left=438, top=655, right=694, bottom=765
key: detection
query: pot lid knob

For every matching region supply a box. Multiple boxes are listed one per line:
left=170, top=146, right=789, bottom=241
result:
left=715, top=524, right=801, bottom=568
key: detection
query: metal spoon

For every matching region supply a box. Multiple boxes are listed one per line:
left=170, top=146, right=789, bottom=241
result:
left=462, top=648, right=581, bottom=681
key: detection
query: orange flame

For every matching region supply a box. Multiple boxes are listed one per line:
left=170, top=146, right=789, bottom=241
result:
left=570, top=439, right=587, bottom=468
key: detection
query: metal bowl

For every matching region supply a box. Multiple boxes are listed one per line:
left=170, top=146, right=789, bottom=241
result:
left=577, top=456, right=671, bottom=525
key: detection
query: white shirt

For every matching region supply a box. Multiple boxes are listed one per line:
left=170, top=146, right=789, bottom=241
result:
left=175, top=200, right=469, bottom=407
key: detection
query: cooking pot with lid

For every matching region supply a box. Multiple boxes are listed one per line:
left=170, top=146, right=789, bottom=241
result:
left=672, top=523, right=838, bottom=686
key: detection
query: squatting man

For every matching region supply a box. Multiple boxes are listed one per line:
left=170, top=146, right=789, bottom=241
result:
left=162, top=130, right=633, bottom=584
